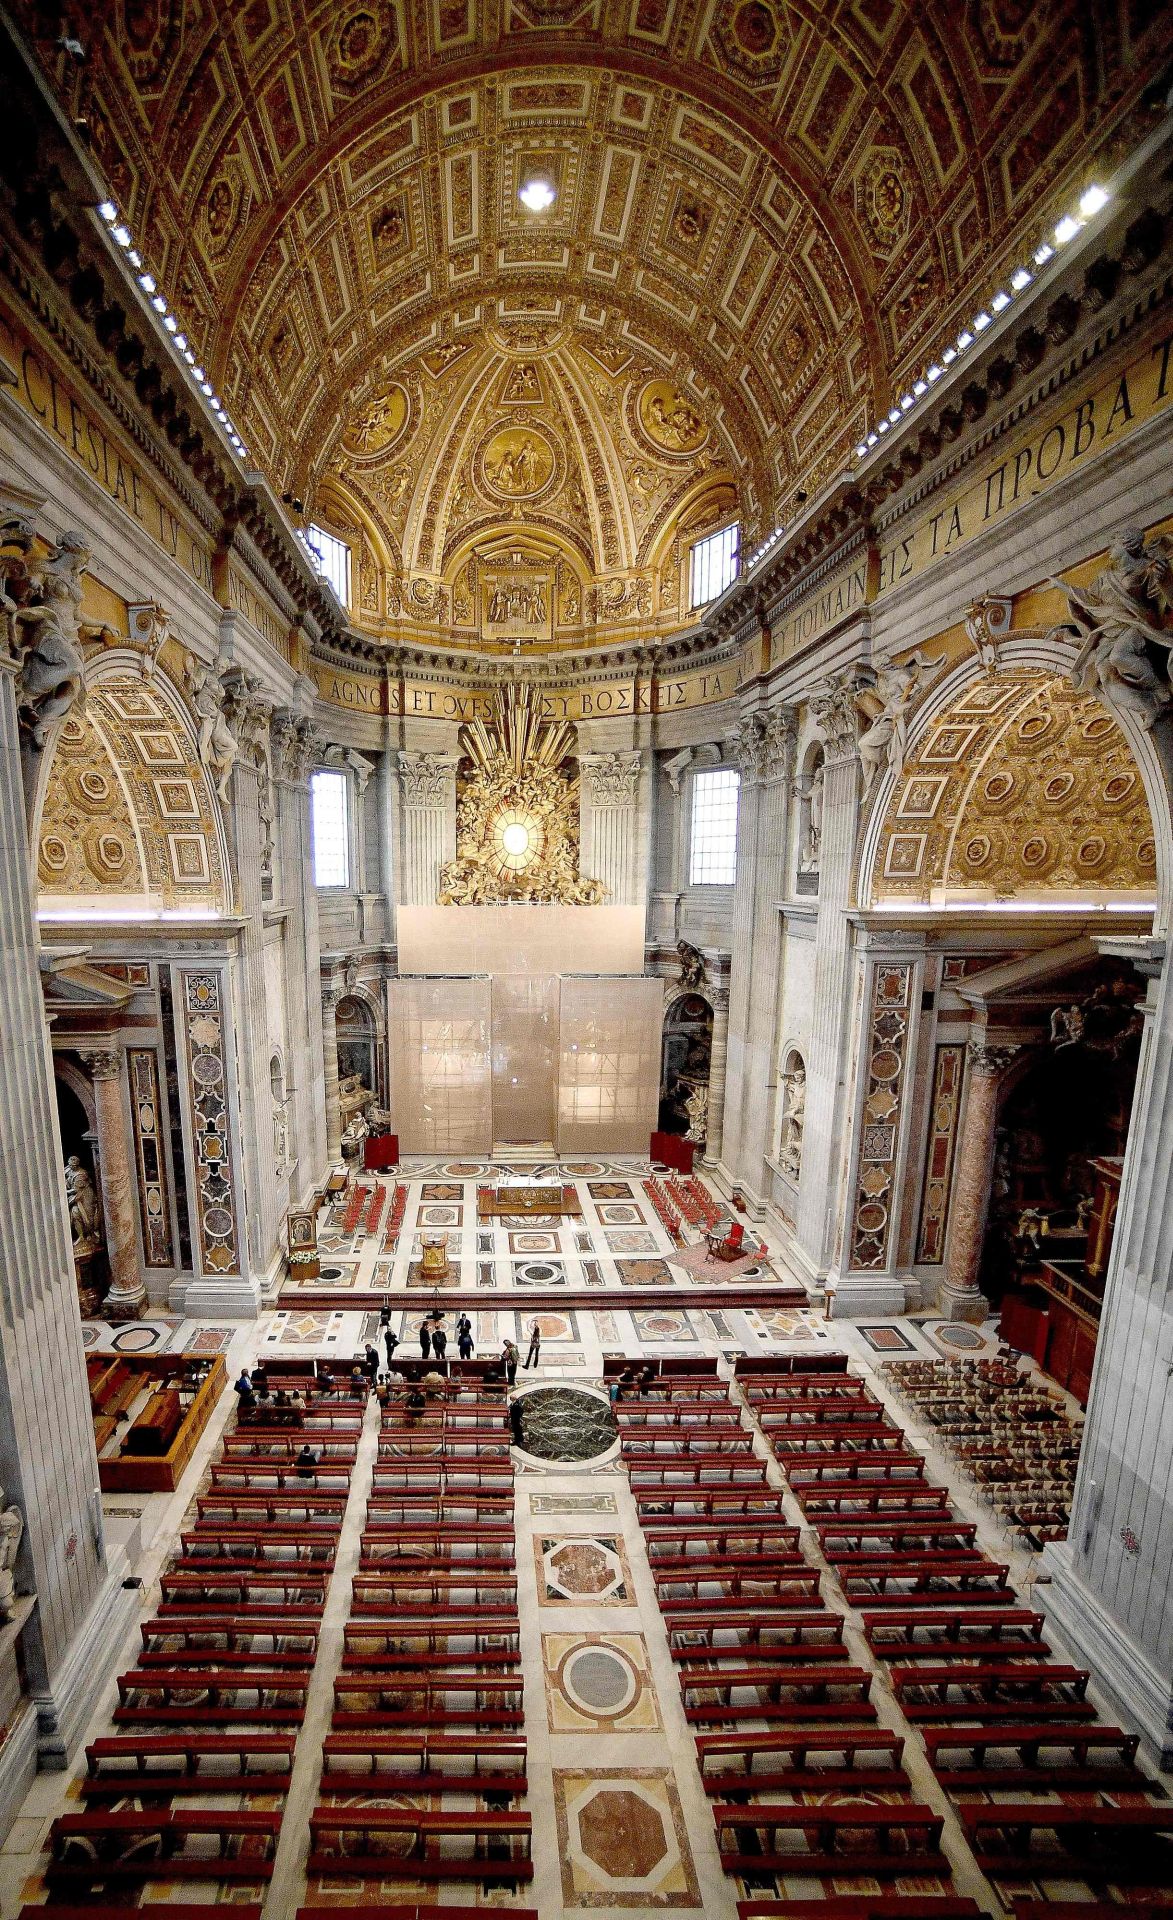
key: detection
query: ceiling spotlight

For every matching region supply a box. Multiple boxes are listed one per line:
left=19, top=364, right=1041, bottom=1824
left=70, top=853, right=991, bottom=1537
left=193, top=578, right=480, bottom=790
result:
left=1080, top=184, right=1109, bottom=218
left=1054, top=214, right=1081, bottom=246
left=97, top=201, right=117, bottom=223
left=1011, top=266, right=1032, bottom=291
left=518, top=172, right=556, bottom=213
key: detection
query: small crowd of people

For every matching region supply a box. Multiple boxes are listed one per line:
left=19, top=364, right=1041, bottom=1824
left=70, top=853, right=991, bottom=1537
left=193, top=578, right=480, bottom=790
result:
left=609, top=1365, right=657, bottom=1403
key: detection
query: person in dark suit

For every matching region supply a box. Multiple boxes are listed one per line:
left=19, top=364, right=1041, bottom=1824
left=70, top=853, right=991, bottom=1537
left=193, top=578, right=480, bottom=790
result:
left=524, top=1319, right=541, bottom=1369
left=384, top=1326, right=399, bottom=1371
left=364, top=1343, right=380, bottom=1385
left=502, top=1340, right=519, bottom=1387
left=456, top=1312, right=474, bottom=1360
left=431, top=1324, right=447, bottom=1360
left=419, top=1319, right=432, bottom=1357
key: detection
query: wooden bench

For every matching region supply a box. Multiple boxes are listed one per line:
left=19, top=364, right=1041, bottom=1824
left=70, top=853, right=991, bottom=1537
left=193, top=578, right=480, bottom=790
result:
left=359, top=1527, right=515, bottom=1567
left=345, top=1618, right=520, bottom=1659
left=141, top=1616, right=319, bottom=1657
left=642, top=1520, right=800, bottom=1556
left=786, top=1452, right=927, bottom=1484
left=714, top=1803, right=943, bottom=1873
left=332, top=1672, right=525, bottom=1727
left=666, top=1607, right=844, bottom=1651
left=959, top=1803, right=1173, bottom=1875
left=159, top=1570, right=328, bottom=1609
left=767, top=1429, right=912, bottom=1455
left=195, top=1493, right=345, bottom=1528
left=351, top=1571, right=518, bottom=1610
left=114, top=1667, right=308, bottom=1724
left=82, top=1735, right=295, bottom=1798
left=297, top=1905, right=537, bottom=1920
left=322, top=1731, right=527, bottom=1794
left=47, top=1809, right=280, bottom=1888
left=893, top=1661, right=1093, bottom=1721
left=373, top=1462, right=514, bottom=1492
left=864, top=1608, right=1044, bottom=1658
left=818, top=1518, right=978, bottom=1553
left=758, top=1404, right=892, bottom=1429
left=697, top=1728, right=907, bottom=1795
left=797, top=1484, right=952, bottom=1516
left=307, top=1806, right=533, bottom=1880
left=655, top=1567, right=821, bottom=1603
left=179, top=1528, right=337, bottom=1566
left=222, top=1436, right=358, bottom=1463
left=836, top=1553, right=1010, bottom=1602
left=923, top=1722, right=1147, bottom=1789
left=210, top=1463, right=352, bottom=1492
left=23, top=1907, right=263, bottom=1920
left=681, top=1660, right=874, bottom=1719
left=629, top=1462, right=770, bottom=1491
left=636, top=1488, right=786, bottom=1521
left=736, top=1902, right=982, bottom=1920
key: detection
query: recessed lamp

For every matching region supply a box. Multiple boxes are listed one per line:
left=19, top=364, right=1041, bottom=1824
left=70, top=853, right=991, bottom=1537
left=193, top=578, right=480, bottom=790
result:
left=174, top=333, right=187, bottom=351
left=1034, top=241, right=1055, bottom=266
left=518, top=171, right=556, bottom=213
left=956, top=330, right=974, bottom=350
left=193, top=367, right=205, bottom=381
left=183, top=349, right=195, bottom=365
left=138, top=271, right=155, bottom=292
left=913, top=379, right=927, bottom=396
left=878, top=419, right=890, bottom=433
left=887, top=407, right=901, bottom=424
left=974, top=310, right=992, bottom=331
left=899, top=393, right=914, bottom=410
left=151, top=294, right=167, bottom=313
left=941, top=347, right=957, bottom=364
left=991, top=290, right=1010, bottom=312
left=1079, top=184, right=1109, bottom=218
left=127, top=249, right=142, bottom=269
left=866, top=431, right=878, bottom=446
left=200, top=381, right=213, bottom=395
left=97, top=201, right=117, bottom=223
left=163, top=314, right=177, bottom=332
left=1054, top=214, right=1081, bottom=245
left=112, top=225, right=131, bottom=247
left=1011, top=266, right=1032, bottom=291
left=926, top=364, right=943, bottom=382
left=855, top=442, right=867, bottom=457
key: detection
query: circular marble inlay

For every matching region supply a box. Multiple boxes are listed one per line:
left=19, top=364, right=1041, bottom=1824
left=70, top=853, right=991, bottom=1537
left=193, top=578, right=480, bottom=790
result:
left=513, top=1386, right=616, bottom=1462
left=565, top=1645, right=633, bottom=1713
left=318, top=1266, right=344, bottom=1281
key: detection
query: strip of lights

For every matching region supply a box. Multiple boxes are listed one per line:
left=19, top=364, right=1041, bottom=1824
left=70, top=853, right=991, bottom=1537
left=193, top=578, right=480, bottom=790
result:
left=94, top=200, right=249, bottom=463
left=850, top=182, right=1111, bottom=463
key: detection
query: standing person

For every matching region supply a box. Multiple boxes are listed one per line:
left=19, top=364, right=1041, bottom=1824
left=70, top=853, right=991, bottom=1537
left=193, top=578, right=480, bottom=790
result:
left=419, top=1318, right=432, bottom=1358
left=364, top=1342, right=380, bottom=1385
left=524, top=1318, right=541, bottom=1369
left=232, top=1368, right=255, bottom=1412
left=384, top=1325, right=399, bottom=1372
left=457, top=1312, right=473, bottom=1361
left=503, top=1339, right=519, bottom=1387
left=431, top=1322, right=447, bottom=1360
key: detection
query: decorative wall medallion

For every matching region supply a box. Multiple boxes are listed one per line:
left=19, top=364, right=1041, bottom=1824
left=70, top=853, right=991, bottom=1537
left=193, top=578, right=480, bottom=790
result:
left=180, top=972, right=241, bottom=1276
left=476, top=423, right=560, bottom=503
left=916, top=1042, right=964, bottom=1264
left=129, top=1048, right=173, bottom=1268
left=850, top=963, right=912, bottom=1271
left=633, top=379, right=708, bottom=455
left=342, top=382, right=410, bottom=456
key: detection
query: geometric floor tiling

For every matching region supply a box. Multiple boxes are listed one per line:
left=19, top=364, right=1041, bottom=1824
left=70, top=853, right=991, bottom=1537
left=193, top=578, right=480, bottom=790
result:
left=553, top=1766, right=702, bottom=1907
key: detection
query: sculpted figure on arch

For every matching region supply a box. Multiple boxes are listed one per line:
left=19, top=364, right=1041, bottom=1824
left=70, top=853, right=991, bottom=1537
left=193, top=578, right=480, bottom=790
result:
left=12, top=530, right=90, bottom=747
left=854, top=648, right=944, bottom=794
left=1051, top=526, right=1173, bottom=729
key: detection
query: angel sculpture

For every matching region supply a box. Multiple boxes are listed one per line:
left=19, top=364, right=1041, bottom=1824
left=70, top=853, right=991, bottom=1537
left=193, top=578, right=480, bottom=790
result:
left=854, top=649, right=944, bottom=794
left=188, top=657, right=240, bottom=802
left=0, top=1492, right=23, bottom=1621
left=1050, top=527, right=1173, bottom=729
left=14, top=531, right=90, bottom=746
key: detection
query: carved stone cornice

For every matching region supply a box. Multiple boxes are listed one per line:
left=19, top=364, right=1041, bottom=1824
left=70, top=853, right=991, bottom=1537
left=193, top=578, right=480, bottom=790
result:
left=581, top=751, right=641, bottom=806
left=732, top=707, right=795, bottom=785
left=966, top=1039, right=1022, bottom=1076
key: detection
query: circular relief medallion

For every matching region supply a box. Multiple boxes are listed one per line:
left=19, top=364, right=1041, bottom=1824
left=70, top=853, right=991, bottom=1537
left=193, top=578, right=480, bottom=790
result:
left=191, top=1050, right=224, bottom=1086
left=1042, top=772, right=1075, bottom=804
left=342, top=383, right=410, bottom=458
left=476, top=423, right=560, bottom=503
left=870, top=1047, right=902, bottom=1082
left=1138, top=838, right=1156, bottom=870
left=78, top=770, right=111, bottom=805
left=202, top=1205, right=234, bottom=1240
left=1022, top=834, right=1050, bottom=868
left=39, top=834, right=68, bottom=872
left=1077, top=836, right=1107, bottom=868
left=634, top=379, right=709, bottom=456
left=1018, top=712, right=1052, bottom=742
left=1080, top=712, right=1115, bottom=741
left=1103, top=772, right=1136, bottom=804
left=93, top=832, right=130, bottom=876
left=963, top=833, right=992, bottom=868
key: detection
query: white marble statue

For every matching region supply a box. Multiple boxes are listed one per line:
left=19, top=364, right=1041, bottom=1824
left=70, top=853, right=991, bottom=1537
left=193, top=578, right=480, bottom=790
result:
left=799, top=758, right=824, bottom=866
left=65, top=1155, right=101, bottom=1251
left=188, top=657, right=240, bottom=801
left=1052, top=527, right=1173, bottom=729
left=854, top=649, right=944, bottom=794
left=779, top=1064, right=806, bottom=1179
left=340, top=1108, right=370, bottom=1160
left=0, top=1492, right=24, bottom=1621
left=14, top=532, right=90, bottom=747
left=684, top=1081, right=710, bottom=1144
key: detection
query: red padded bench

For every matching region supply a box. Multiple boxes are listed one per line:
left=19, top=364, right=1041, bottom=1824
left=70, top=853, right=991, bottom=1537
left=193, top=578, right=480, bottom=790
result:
left=82, top=1734, right=295, bottom=1798
left=714, top=1803, right=943, bottom=1873
left=863, top=1608, right=1044, bottom=1656
left=47, top=1810, right=279, bottom=1888
left=322, top=1730, right=527, bottom=1794
left=697, top=1728, right=907, bottom=1795
left=666, top=1607, right=844, bottom=1651
left=923, top=1722, right=1146, bottom=1789
left=960, top=1802, right=1173, bottom=1875
left=307, top=1806, right=533, bottom=1880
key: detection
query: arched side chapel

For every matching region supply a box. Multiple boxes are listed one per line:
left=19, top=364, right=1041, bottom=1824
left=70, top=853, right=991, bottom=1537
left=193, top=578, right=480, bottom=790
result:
left=1, top=2, right=1173, bottom=1882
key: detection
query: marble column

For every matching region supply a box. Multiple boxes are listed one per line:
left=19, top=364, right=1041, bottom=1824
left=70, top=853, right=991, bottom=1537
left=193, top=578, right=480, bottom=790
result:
left=1041, top=943, right=1173, bottom=1762
left=702, top=986, right=730, bottom=1168
left=398, top=751, right=458, bottom=904
left=579, top=752, right=641, bottom=903
left=322, top=986, right=344, bottom=1164
left=794, top=679, right=861, bottom=1281
left=0, top=633, right=133, bottom=1792
left=719, top=709, right=794, bottom=1207
left=940, top=1040, right=1019, bottom=1323
left=273, top=710, right=326, bottom=1189
left=78, top=1048, right=145, bottom=1322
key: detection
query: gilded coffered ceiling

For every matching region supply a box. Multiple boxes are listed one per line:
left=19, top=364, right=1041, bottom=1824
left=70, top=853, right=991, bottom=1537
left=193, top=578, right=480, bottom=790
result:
left=16, top=0, right=1168, bottom=642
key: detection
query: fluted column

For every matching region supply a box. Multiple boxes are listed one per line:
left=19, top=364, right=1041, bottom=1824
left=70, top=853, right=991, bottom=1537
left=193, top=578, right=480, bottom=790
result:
left=322, top=986, right=343, bottom=1163
left=720, top=710, right=794, bottom=1206
left=579, top=752, right=642, bottom=903
left=702, top=986, right=730, bottom=1167
left=941, top=1041, right=1019, bottom=1322
left=79, top=1049, right=144, bottom=1321
left=397, top=751, right=459, bottom=904
left=794, top=680, right=861, bottom=1279
left=0, top=634, right=131, bottom=1772
left=273, top=710, right=326, bottom=1187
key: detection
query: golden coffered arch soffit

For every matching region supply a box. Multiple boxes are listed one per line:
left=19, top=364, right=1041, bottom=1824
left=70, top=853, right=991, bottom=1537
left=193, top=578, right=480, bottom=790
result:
left=18, top=0, right=1166, bottom=591
left=869, top=672, right=1157, bottom=908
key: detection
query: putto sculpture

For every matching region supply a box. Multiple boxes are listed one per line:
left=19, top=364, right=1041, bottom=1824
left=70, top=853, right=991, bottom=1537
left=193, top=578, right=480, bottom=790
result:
left=1050, top=526, right=1173, bottom=729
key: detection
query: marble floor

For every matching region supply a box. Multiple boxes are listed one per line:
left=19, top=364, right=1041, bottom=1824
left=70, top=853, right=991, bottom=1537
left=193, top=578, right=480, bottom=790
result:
left=2, top=1160, right=1155, bottom=1916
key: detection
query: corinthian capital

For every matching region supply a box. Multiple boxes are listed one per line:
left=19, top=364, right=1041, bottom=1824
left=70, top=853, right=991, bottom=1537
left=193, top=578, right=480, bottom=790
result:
left=80, top=1046, right=122, bottom=1081
left=398, top=750, right=455, bottom=807
left=967, top=1039, right=1021, bottom=1076
left=582, top=751, right=641, bottom=805
left=810, top=672, right=861, bottom=764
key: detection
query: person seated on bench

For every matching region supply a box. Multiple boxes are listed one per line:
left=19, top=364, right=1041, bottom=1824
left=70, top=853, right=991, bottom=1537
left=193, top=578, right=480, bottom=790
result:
left=610, top=1369, right=636, bottom=1405
left=349, top=1365, right=368, bottom=1399
left=422, top=1370, right=449, bottom=1400
left=286, top=1389, right=305, bottom=1416
left=295, top=1443, right=320, bottom=1480
left=635, top=1366, right=656, bottom=1396
left=405, top=1385, right=427, bottom=1421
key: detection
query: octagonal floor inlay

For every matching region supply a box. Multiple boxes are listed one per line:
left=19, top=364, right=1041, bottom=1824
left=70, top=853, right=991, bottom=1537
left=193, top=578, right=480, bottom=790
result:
left=553, top=1767, right=701, bottom=1906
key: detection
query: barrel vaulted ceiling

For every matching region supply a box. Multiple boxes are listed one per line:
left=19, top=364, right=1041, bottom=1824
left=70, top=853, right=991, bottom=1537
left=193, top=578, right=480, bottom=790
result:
left=16, top=1, right=1169, bottom=643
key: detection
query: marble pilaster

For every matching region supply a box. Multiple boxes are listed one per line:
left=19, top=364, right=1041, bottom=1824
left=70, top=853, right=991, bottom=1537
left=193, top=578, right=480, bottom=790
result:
left=701, top=986, right=730, bottom=1168
left=78, top=1047, right=145, bottom=1321
left=940, top=1040, right=1019, bottom=1323
left=397, top=750, right=459, bottom=904
left=273, top=710, right=327, bottom=1191
left=579, top=752, right=642, bottom=904
left=322, top=986, right=344, bottom=1164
